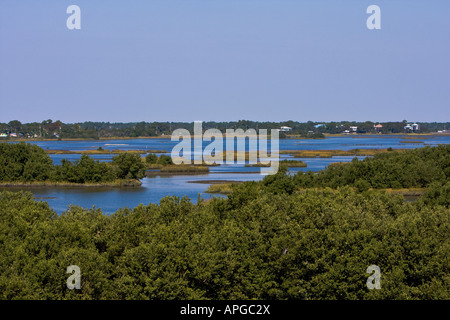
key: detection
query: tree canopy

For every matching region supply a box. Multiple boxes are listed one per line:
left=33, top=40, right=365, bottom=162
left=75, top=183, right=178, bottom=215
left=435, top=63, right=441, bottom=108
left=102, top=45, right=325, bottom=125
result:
left=0, top=142, right=146, bottom=184
left=0, top=145, right=448, bottom=300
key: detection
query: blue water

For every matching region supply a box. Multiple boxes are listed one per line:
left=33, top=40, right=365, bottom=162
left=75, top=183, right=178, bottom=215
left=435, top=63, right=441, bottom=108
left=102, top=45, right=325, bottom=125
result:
left=3, top=134, right=449, bottom=214
left=6, top=173, right=257, bottom=215
left=20, top=134, right=449, bottom=154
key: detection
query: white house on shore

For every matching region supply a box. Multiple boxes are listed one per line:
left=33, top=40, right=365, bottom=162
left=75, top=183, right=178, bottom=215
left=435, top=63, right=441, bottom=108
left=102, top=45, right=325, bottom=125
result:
left=279, top=126, right=292, bottom=132
left=404, top=123, right=420, bottom=132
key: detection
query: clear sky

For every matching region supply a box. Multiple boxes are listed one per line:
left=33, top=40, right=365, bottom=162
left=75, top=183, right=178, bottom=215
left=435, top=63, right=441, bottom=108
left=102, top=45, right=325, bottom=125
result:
left=0, top=0, right=449, bottom=123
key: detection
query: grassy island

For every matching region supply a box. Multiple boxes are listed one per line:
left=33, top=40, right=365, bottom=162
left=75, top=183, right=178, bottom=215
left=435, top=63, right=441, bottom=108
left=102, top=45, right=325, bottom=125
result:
left=280, top=148, right=404, bottom=158
left=45, top=148, right=165, bottom=155
left=204, top=181, right=244, bottom=194
left=144, top=153, right=210, bottom=175
left=245, top=159, right=307, bottom=167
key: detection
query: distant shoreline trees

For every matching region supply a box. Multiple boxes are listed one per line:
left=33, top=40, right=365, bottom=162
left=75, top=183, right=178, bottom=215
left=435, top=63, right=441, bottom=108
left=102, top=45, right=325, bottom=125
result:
left=1, top=120, right=449, bottom=139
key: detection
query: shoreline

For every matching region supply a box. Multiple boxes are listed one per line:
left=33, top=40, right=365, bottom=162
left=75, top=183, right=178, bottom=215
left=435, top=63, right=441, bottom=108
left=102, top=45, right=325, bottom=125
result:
left=279, top=148, right=406, bottom=157
left=188, top=180, right=245, bottom=184
left=0, top=136, right=173, bottom=142
left=0, top=179, right=142, bottom=188
left=1, top=132, right=448, bottom=143
left=45, top=149, right=166, bottom=155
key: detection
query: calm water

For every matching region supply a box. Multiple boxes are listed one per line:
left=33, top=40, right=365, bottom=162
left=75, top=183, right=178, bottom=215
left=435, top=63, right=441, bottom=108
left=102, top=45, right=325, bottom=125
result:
left=3, top=134, right=449, bottom=214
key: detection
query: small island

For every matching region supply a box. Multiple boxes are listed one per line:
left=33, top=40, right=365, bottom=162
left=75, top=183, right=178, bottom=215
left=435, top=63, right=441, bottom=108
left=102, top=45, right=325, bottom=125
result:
left=0, top=142, right=146, bottom=187
left=143, top=153, right=211, bottom=176
left=280, top=148, right=403, bottom=158
left=45, top=148, right=165, bottom=155
left=245, top=159, right=307, bottom=167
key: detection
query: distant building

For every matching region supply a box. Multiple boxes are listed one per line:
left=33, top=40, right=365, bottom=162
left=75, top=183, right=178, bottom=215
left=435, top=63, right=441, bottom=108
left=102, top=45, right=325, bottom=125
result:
left=0, top=133, right=7, bottom=138
left=279, top=126, right=292, bottom=132
left=9, top=133, right=17, bottom=137
left=404, top=123, right=420, bottom=132
left=349, top=126, right=358, bottom=132
left=374, top=124, right=383, bottom=132
left=343, top=130, right=350, bottom=134
left=314, top=124, right=325, bottom=129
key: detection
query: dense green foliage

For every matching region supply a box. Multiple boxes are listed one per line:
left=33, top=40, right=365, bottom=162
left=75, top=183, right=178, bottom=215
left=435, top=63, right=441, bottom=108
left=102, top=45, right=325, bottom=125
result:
left=111, top=153, right=146, bottom=180
left=0, top=142, right=54, bottom=182
left=145, top=153, right=158, bottom=164
left=0, top=145, right=448, bottom=300
left=145, top=153, right=174, bottom=166
left=290, top=145, right=450, bottom=190
left=0, top=142, right=146, bottom=183
left=54, top=156, right=116, bottom=183
left=0, top=185, right=448, bottom=299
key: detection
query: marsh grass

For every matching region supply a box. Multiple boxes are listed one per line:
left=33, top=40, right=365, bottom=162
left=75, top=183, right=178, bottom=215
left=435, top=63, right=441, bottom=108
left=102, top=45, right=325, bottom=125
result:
left=205, top=183, right=239, bottom=194
left=399, top=140, right=425, bottom=144
left=159, top=165, right=210, bottom=173
left=46, top=149, right=154, bottom=155
left=280, top=148, right=404, bottom=158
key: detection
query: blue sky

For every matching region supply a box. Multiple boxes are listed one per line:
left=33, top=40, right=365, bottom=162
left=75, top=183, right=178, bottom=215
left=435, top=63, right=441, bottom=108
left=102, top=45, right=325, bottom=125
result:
left=0, top=0, right=449, bottom=123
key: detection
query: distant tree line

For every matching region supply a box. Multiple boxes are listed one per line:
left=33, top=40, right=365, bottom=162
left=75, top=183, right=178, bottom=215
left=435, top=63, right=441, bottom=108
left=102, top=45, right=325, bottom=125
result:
left=1, top=120, right=449, bottom=139
left=0, top=142, right=146, bottom=183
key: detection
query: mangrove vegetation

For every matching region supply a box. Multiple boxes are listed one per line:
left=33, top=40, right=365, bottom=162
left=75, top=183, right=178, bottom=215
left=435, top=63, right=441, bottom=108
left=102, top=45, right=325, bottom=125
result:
left=0, top=145, right=448, bottom=299
left=0, top=142, right=146, bottom=186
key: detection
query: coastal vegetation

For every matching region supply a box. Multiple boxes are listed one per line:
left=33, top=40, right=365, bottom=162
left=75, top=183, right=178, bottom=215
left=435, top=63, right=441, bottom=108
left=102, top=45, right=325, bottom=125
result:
left=45, top=149, right=163, bottom=155
left=399, top=140, right=425, bottom=144
left=159, top=165, right=209, bottom=173
left=0, top=143, right=448, bottom=300
left=0, top=142, right=146, bottom=186
left=289, top=145, right=449, bottom=190
left=246, top=159, right=307, bottom=167
left=280, top=148, right=402, bottom=158
left=145, top=153, right=174, bottom=165
left=144, top=153, right=210, bottom=174
left=205, top=182, right=240, bottom=194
